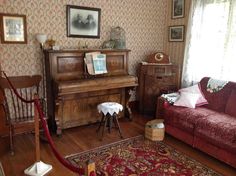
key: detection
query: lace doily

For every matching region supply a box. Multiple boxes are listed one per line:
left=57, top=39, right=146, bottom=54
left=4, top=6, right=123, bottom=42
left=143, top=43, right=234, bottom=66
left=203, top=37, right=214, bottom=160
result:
left=207, top=78, right=229, bottom=93
left=97, top=102, right=123, bottom=115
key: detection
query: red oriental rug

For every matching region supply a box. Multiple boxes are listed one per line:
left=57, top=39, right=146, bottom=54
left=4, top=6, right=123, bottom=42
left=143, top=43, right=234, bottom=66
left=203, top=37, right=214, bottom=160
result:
left=66, top=136, right=221, bottom=176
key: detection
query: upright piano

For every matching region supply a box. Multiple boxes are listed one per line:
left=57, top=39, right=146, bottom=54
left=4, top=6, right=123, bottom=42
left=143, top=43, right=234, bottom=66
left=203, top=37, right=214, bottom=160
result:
left=44, top=49, right=138, bottom=135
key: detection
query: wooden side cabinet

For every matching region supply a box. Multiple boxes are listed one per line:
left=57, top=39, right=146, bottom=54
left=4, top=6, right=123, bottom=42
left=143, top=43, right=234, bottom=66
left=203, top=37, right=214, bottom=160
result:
left=138, top=63, right=180, bottom=115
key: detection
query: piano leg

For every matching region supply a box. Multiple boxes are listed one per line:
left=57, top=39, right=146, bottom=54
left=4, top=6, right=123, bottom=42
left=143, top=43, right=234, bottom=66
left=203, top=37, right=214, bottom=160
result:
left=55, top=99, right=63, bottom=136
left=125, top=87, right=134, bottom=121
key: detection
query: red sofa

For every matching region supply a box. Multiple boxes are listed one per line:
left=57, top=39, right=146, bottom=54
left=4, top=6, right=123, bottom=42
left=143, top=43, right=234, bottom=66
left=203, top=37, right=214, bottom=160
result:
left=156, top=77, right=236, bottom=168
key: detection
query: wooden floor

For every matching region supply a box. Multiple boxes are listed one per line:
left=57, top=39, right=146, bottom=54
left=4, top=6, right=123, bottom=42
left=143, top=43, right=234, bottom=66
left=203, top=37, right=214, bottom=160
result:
left=0, top=112, right=235, bottom=176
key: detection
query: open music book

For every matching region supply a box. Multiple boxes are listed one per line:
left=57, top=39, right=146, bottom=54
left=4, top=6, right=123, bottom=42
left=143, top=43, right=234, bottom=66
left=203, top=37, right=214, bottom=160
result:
left=84, top=52, right=107, bottom=75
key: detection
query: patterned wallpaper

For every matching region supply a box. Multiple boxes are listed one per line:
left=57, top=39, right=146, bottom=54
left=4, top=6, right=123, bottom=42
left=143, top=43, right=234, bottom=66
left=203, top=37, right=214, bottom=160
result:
left=164, top=0, right=191, bottom=76
left=0, top=0, right=168, bottom=77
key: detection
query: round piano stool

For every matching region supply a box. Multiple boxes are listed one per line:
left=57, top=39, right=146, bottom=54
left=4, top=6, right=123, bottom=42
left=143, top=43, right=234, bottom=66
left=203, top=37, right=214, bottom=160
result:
left=97, top=102, right=124, bottom=140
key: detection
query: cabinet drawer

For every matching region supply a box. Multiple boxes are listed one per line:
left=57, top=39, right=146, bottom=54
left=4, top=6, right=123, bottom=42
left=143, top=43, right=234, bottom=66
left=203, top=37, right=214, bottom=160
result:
left=146, top=66, right=172, bottom=76
left=151, top=74, right=176, bottom=85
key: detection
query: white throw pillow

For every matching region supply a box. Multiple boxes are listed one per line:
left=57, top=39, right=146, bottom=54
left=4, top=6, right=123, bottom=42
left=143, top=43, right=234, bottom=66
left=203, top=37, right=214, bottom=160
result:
left=174, top=92, right=200, bottom=108
left=179, top=84, right=208, bottom=106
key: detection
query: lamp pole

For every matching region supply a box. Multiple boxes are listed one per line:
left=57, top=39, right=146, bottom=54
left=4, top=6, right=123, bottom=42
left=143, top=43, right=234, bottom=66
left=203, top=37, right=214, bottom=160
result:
left=36, top=34, right=47, bottom=114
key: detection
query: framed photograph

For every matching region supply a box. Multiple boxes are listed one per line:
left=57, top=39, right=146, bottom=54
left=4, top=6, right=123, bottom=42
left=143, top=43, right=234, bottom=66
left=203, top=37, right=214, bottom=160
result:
left=0, top=13, right=27, bottom=44
left=67, top=5, right=101, bottom=38
left=172, top=0, right=185, bottom=19
left=169, top=25, right=184, bottom=42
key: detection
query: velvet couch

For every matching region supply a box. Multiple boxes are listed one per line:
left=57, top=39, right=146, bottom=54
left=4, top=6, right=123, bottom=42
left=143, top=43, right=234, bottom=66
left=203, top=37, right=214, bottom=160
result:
left=156, top=77, right=236, bottom=168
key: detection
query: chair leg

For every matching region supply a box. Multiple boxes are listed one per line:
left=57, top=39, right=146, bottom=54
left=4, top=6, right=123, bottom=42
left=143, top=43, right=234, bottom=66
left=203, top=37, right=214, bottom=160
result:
left=9, top=125, right=14, bottom=155
left=96, top=114, right=104, bottom=133
left=114, top=115, right=123, bottom=139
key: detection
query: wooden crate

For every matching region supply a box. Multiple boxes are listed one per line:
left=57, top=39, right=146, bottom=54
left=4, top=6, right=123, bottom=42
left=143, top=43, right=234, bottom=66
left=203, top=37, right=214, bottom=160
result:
left=145, top=119, right=165, bottom=141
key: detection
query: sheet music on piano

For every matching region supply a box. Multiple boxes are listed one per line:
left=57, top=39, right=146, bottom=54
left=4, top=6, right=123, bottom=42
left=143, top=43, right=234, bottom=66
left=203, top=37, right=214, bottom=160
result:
left=84, top=52, right=107, bottom=75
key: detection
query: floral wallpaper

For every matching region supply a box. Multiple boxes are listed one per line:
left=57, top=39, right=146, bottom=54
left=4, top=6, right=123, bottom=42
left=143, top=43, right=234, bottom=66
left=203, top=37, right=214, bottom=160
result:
left=0, top=0, right=168, bottom=77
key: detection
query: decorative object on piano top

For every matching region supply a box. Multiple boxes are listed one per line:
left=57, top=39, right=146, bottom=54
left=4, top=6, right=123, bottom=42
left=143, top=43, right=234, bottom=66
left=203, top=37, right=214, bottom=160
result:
left=78, top=41, right=89, bottom=49
left=101, top=26, right=126, bottom=49
left=110, top=26, right=126, bottom=49
left=46, top=38, right=56, bottom=50
left=101, top=40, right=115, bottom=49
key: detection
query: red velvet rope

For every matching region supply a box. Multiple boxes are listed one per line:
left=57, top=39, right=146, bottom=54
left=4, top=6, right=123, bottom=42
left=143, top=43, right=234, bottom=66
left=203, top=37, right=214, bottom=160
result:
left=2, top=71, right=34, bottom=103
left=34, top=99, right=84, bottom=174
left=1, top=71, right=84, bottom=175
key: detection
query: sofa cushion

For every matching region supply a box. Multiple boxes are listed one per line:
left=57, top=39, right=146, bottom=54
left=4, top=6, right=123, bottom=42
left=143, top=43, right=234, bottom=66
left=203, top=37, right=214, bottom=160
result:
left=199, top=77, right=233, bottom=112
left=225, top=89, right=236, bottom=118
left=164, top=106, right=216, bottom=133
left=195, top=113, right=236, bottom=154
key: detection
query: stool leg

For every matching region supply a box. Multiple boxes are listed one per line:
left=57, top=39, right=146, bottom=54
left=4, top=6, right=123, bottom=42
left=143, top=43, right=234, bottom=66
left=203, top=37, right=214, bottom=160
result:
left=113, top=115, right=117, bottom=128
left=114, top=114, right=123, bottom=139
left=101, top=116, right=108, bottom=141
left=108, top=114, right=113, bottom=133
left=96, top=114, right=104, bottom=133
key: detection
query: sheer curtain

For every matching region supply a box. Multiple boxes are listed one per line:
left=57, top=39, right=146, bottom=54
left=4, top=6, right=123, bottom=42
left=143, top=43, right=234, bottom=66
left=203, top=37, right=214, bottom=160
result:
left=182, top=0, right=236, bottom=87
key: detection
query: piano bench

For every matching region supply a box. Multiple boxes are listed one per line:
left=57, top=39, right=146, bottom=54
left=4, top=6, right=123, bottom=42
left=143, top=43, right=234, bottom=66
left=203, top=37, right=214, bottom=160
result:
left=97, top=102, right=124, bottom=140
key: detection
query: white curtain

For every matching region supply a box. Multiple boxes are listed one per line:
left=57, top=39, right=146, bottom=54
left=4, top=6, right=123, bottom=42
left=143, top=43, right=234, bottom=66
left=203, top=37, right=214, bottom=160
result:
left=182, top=0, right=236, bottom=87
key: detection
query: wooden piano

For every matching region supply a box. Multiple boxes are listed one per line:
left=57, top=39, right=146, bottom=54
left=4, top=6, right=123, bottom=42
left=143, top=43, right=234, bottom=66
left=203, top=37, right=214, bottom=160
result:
left=44, top=49, right=138, bottom=135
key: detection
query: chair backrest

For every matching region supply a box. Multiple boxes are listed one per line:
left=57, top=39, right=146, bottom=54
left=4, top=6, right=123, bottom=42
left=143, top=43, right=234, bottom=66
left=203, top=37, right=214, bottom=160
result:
left=0, top=75, right=42, bottom=123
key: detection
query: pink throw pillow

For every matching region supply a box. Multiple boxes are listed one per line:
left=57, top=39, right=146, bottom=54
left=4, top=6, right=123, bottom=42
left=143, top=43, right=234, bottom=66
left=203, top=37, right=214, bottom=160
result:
left=174, top=92, right=200, bottom=109
left=179, top=84, right=208, bottom=106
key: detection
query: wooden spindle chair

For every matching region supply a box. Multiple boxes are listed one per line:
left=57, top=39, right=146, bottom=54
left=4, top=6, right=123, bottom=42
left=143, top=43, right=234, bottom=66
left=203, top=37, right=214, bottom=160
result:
left=0, top=75, right=42, bottom=155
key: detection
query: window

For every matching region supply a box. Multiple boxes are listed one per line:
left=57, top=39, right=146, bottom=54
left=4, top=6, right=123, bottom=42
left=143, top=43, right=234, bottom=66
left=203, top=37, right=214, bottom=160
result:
left=182, top=0, right=236, bottom=86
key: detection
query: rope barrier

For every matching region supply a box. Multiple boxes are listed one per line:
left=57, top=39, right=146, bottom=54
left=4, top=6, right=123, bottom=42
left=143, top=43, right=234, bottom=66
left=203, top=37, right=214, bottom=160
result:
left=1, top=71, right=84, bottom=175
left=2, top=71, right=34, bottom=103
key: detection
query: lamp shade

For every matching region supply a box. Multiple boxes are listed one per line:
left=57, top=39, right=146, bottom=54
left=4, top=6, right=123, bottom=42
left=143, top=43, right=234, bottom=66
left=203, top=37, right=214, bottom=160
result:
left=36, top=34, right=47, bottom=44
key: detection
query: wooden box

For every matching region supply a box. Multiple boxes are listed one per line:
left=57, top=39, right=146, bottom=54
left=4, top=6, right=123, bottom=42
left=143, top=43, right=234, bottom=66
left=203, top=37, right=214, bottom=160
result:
left=145, top=119, right=165, bottom=141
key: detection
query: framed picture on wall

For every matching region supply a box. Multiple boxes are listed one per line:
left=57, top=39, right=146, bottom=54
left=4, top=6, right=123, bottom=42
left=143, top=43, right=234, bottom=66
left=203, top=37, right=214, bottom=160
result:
left=172, top=0, right=185, bottom=19
left=67, top=5, right=101, bottom=38
left=0, top=13, right=27, bottom=44
left=169, top=25, right=184, bottom=42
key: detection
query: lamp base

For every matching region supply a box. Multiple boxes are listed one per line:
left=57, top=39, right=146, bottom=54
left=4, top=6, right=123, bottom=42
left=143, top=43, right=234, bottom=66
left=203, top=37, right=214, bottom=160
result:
left=24, top=161, right=52, bottom=176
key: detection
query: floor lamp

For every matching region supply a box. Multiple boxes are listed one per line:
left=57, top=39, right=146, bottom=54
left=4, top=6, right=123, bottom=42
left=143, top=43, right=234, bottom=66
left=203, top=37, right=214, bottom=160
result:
left=24, top=34, right=52, bottom=176
left=35, top=34, right=47, bottom=112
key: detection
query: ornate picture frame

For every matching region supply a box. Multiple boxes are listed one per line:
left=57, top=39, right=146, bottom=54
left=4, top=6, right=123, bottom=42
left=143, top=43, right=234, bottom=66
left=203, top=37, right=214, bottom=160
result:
left=172, top=0, right=185, bottom=19
left=169, top=25, right=184, bottom=42
left=0, top=13, right=27, bottom=44
left=67, top=5, right=101, bottom=38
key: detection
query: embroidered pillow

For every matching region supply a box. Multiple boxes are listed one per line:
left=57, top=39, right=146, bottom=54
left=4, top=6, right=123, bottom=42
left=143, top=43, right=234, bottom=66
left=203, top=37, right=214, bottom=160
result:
left=174, top=92, right=200, bottom=109
left=179, top=84, right=208, bottom=106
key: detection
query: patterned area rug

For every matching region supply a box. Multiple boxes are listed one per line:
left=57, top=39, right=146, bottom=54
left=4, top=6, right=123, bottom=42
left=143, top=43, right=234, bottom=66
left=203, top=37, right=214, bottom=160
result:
left=66, top=136, right=221, bottom=176
left=0, top=162, right=5, bottom=176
